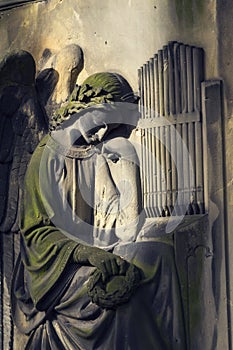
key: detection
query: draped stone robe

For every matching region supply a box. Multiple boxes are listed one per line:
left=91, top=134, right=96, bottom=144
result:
left=12, top=134, right=187, bottom=350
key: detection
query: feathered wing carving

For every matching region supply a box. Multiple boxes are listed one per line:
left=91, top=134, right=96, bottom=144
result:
left=0, top=47, right=83, bottom=350
left=36, top=44, right=84, bottom=117
left=0, top=45, right=84, bottom=234
left=0, top=50, right=48, bottom=233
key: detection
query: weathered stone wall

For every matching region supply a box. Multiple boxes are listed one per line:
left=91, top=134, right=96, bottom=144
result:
left=0, top=0, right=218, bottom=90
left=217, top=0, right=233, bottom=346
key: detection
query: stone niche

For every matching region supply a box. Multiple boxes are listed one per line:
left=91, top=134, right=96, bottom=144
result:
left=0, top=1, right=232, bottom=350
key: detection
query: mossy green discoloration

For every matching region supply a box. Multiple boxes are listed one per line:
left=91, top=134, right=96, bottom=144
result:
left=175, top=0, right=205, bottom=27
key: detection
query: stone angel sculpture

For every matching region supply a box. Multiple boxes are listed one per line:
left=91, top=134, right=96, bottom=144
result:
left=0, top=44, right=83, bottom=234
left=0, top=48, right=187, bottom=349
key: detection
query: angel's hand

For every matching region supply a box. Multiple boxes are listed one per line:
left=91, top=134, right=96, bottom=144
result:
left=73, top=245, right=127, bottom=280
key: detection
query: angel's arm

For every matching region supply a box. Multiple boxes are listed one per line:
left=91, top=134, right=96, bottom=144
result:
left=94, top=137, right=142, bottom=244
left=20, top=136, right=126, bottom=309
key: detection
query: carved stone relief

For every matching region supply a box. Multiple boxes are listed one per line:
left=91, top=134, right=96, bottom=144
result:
left=0, top=39, right=226, bottom=350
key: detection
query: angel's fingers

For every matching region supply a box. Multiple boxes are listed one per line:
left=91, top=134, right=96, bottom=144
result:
left=104, top=259, right=113, bottom=277
left=99, top=261, right=108, bottom=282
left=110, top=258, right=119, bottom=275
left=116, top=257, right=127, bottom=275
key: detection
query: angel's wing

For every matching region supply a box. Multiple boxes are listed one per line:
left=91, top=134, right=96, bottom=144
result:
left=36, top=44, right=84, bottom=117
left=0, top=44, right=84, bottom=234
left=0, top=50, right=48, bottom=233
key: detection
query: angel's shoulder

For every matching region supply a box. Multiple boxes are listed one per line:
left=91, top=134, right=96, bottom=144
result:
left=26, top=135, right=50, bottom=173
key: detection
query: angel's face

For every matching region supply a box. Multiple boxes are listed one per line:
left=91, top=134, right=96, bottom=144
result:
left=52, top=103, right=139, bottom=147
left=51, top=108, right=122, bottom=147
left=75, top=108, right=122, bottom=144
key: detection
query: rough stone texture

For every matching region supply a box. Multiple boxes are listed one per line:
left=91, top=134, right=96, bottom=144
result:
left=201, top=80, right=229, bottom=349
left=36, top=44, right=84, bottom=116
left=173, top=214, right=215, bottom=350
left=0, top=0, right=218, bottom=90
left=217, top=3, right=233, bottom=347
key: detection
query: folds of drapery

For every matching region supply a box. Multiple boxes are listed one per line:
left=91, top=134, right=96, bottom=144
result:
left=12, top=134, right=187, bottom=349
left=13, top=241, right=187, bottom=350
left=15, top=134, right=142, bottom=310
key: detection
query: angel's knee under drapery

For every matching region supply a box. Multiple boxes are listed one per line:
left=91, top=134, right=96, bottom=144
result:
left=13, top=241, right=186, bottom=350
left=12, top=132, right=187, bottom=349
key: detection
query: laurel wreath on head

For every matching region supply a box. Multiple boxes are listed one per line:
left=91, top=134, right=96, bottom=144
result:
left=87, top=263, right=142, bottom=309
left=50, top=84, right=116, bottom=131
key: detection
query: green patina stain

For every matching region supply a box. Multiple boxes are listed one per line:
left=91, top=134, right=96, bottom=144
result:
left=175, top=0, right=205, bottom=27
